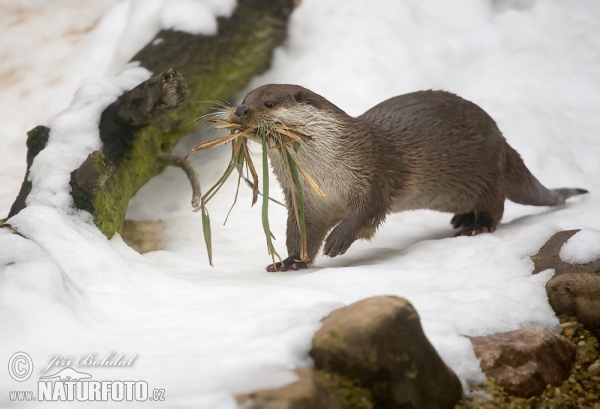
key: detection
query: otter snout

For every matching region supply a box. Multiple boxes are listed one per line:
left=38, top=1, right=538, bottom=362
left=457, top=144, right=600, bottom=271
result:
left=235, top=105, right=250, bottom=117
left=230, top=105, right=250, bottom=124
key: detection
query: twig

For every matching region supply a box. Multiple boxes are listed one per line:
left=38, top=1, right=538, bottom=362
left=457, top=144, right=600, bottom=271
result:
left=159, top=154, right=201, bottom=207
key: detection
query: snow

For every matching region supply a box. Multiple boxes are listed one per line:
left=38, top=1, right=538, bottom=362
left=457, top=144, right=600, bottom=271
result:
left=28, top=65, right=152, bottom=210
left=1, top=0, right=600, bottom=407
left=160, top=0, right=236, bottom=35
left=560, top=229, right=600, bottom=265
left=92, top=0, right=236, bottom=76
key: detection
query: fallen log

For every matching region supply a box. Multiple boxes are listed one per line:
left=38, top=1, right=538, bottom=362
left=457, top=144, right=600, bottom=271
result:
left=5, top=0, right=295, bottom=238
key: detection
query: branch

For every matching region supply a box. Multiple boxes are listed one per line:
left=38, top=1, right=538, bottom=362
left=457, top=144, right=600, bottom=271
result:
left=159, top=153, right=201, bottom=208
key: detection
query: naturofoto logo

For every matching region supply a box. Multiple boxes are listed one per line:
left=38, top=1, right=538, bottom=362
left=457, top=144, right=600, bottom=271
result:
left=7, top=352, right=166, bottom=403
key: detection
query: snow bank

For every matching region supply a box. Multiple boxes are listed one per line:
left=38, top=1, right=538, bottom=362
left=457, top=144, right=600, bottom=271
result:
left=82, top=0, right=236, bottom=76
left=560, top=229, right=600, bottom=264
left=1, top=0, right=600, bottom=407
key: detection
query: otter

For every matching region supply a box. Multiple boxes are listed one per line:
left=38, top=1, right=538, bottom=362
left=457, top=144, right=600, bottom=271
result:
left=229, top=84, right=587, bottom=272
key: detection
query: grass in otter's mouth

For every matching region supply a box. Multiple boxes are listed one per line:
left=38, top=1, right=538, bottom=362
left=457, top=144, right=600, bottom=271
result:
left=185, top=116, right=324, bottom=268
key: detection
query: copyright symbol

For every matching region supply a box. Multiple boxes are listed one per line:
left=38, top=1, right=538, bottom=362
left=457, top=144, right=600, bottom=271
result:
left=8, top=352, right=33, bottom=382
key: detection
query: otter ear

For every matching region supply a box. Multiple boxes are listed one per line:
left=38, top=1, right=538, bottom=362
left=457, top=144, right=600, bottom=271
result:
left=293, top=90, right=306, bottom=103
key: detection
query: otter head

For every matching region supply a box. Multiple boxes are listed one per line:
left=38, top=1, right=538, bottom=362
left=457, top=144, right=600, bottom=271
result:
left=228, top=84, right=347, bottom=141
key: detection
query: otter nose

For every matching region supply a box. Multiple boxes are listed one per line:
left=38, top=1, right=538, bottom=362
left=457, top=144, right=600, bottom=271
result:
left=234, top=105, right=250, bottom=117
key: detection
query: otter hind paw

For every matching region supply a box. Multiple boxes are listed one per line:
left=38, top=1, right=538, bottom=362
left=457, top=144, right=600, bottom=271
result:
left=452, top=211, right=498, bottom=236
left=451, top=212, right=475, bottom=229
left=454, top=226, right=491, bottom=237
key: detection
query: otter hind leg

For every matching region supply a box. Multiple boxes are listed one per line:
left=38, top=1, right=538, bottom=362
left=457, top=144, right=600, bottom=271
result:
left=451, top=212, right=476, bottom=229
left=452, top=210, right=502, bottom=237
left=451, top=181, right=505, bottom=237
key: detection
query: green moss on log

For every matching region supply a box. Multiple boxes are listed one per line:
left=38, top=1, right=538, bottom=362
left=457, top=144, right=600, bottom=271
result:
left=91, top=115, right=186, bottom=236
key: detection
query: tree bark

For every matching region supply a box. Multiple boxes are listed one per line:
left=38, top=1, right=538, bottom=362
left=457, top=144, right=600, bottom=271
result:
left=6, top=126, right=50, bottom=219
left=5, top=0, right=296, bottom=237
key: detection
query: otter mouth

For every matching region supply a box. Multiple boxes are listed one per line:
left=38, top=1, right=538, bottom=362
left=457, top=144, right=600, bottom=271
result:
left=234, top=128, right=261, bottom=144
left=208, top=114, right=312, bottom=150
left=226, top=107, right=311, bottom=147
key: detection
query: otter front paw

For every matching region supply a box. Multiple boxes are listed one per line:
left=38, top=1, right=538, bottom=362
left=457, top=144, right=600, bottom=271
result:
left=265, top=255, right=308, bottom=272
left=323, top=225, right=355, bottom=257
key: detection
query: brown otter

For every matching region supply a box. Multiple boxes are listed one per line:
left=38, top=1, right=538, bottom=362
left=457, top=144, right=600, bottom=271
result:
left=229, top=84, right=587, bottom=272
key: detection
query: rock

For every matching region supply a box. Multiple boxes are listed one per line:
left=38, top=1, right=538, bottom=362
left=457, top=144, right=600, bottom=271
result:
left=468, top=329, right=576, bottom=398
left=531, top=230, right=600, bottom=337
left=531, top=230, right=581, bottom=275
left=588, top=360, right=600, bottom=376
left=310, top=296, right=462, bottom=409
left=121, top=220, right=166, bottom=253
left=237, top=368, right=343, bottom=409
left=546, top=273, right=600, bottom=337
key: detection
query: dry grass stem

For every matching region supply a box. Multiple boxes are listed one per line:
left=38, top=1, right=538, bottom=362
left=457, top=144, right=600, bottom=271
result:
left=185, top=116, right=324, bottom=266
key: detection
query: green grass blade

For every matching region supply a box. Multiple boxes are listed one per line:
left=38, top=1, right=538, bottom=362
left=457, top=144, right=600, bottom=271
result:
left=201, top=205, right=213, bottom=266
left=202, top=137, right=244, bottom=204
left=192, top=169, right=213, bottom=267
left=224, top=164, right=243, bottom=226
left=261, top=134, right=281, bottom=266
left=282, top=147, right=308, bottom=261
left=202, top=159, right=236, bottom=204
left=223, top=138, right=250, bottom=225
left=242, top=142, right=260, bottom=206
left=239, top=174, right=286, bottom=207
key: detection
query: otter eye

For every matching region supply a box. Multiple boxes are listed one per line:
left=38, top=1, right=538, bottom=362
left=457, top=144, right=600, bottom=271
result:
left=264, top=101, right=275, bottom=109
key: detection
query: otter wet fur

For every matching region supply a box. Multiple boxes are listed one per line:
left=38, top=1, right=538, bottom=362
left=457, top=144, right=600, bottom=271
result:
left=228, top=84, right=587, bottom=272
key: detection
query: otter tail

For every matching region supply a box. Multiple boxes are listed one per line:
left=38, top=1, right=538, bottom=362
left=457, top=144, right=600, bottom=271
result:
left=504, top=145, right=588, bottom=206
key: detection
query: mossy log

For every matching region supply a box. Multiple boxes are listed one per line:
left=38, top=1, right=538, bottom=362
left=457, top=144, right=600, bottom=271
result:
left=70, top=68, right=190, bottom=236
left=5, top=0, right=296, bottom=237
left=6, top=125, right=50, bottom=220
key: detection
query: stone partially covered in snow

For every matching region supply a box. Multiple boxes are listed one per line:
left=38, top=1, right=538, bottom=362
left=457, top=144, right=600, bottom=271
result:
left=532, top=230, right=600, bottom=336
left=559, top=229, right=600, bottom=265
left=237, top=368, right=343, bottom=409
left=468, top=329, right=575, bottom=398
left=547, top=274, right=600, bottom=337
left=309, top=296, right=462, bottom=409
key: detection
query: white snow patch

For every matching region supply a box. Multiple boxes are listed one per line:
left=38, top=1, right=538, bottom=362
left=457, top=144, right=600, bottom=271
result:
left=559, top=229, right=600, bottom=264
left=87, top=0, right=236, bottom=76
left=160, top=0, right=235, bottom=35
left=1, top=0, right=600, bottom=407
left=26, top=65, right=151, bottom=210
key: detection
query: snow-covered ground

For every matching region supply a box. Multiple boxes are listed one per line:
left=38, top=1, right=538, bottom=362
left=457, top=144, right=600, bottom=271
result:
left=1, top=0, right=600, bottom=407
